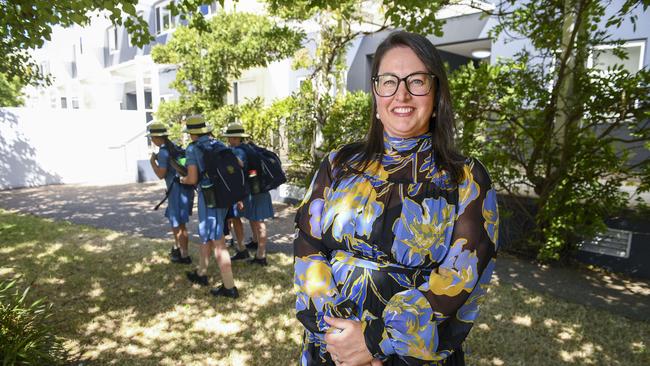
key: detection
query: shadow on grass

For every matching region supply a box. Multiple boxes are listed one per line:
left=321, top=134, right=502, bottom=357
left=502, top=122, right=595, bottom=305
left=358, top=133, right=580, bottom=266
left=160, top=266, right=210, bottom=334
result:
left=0, top=211, right=301, bottom=365
left=466, top=278, right=650, bottom=365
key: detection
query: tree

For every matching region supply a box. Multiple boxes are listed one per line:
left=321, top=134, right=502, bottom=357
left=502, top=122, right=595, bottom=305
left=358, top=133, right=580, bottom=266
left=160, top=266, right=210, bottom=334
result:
left=151, top=11, right=303, bottom=116
left=0, top=0, right=154, bottom=88
left=0, top=73, right=25, bottom=107
left=450, top=0, right=650, bottom=261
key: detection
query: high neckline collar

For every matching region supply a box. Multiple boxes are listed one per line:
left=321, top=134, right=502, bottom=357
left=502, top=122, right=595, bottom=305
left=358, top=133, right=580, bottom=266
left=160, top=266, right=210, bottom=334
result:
left=383, top=132, right=431, bottom=153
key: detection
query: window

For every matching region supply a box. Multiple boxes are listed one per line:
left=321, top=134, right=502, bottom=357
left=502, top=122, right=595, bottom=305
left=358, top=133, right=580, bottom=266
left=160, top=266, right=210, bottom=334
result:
left=155, top=1, right=176, bottom=35
left=71, top=97, right=80, bottom=109
left=233, top=81, right=239, bottom=104
left=199, top=1, right=218, bottom=16
left=39, top=61, right=50, bottom=76
left=589, top=41, right=645, bottom=74
left=60, top=97, right=68, bottom=109
left=107, top=26, right=119, bottom=52
left=79, top=37, right=83, bottom=54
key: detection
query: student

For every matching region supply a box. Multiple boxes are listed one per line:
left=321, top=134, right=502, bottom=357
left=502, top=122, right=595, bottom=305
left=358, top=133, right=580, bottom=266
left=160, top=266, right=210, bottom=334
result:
left=223, top=122, right=274, bottom=266
left=180, top=115, right=239, bottom=299
left=147, top=122, right=194, bottom=264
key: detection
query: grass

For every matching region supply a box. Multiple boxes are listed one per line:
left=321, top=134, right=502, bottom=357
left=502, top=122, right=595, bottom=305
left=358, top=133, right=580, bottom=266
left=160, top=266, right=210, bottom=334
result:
left=1, top=209, right=649, bottom=365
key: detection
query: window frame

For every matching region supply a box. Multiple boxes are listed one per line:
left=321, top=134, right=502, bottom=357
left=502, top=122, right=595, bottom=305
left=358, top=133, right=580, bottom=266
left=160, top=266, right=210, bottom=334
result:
left=155, top=0, right=176, bottom=35
left=107, top=25, right=119, bottom=53
left=587, top=40, right=646, bottom=73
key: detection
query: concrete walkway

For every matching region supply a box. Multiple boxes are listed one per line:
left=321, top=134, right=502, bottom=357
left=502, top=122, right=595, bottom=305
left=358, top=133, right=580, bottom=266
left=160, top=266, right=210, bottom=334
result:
left=1, top=182, right=649, bottom=321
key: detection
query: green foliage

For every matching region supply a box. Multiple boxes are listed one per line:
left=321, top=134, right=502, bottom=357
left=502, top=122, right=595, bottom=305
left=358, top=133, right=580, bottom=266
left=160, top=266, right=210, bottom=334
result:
left=0, top=73, right=25, bottom=107
left=151, top=11, right=303, bottom=114
left=450, top=0, right=650, bottom=261
left=0, top=0, right=150, bottom=86
left=0, top=280, right=68, bottom=365
left=279, top=82, right=371, bottom=186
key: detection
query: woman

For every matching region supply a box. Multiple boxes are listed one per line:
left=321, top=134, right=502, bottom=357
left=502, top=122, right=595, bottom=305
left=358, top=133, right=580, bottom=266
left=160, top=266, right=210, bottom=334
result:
left=147, top=121, right=194, bottom=264
left=293, top=31, right=499, bottom=366
left=224, top=121, right=275, bottom=266
left=180, top=115, right=239, bottom=299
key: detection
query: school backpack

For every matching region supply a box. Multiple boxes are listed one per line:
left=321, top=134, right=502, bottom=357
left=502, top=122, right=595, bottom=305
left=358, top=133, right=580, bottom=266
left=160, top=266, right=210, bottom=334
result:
left=196, top=140, right=250, bottom=208
left=163, top=140, right=191, bottom=176
left=238, top=142, right=286, bottom=195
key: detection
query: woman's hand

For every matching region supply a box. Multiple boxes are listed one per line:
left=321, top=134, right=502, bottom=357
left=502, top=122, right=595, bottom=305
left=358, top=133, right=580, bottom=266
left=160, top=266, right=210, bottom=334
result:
left=324, top=316, right=374, bottom=366
left=236, top=201, right=245, bottom=211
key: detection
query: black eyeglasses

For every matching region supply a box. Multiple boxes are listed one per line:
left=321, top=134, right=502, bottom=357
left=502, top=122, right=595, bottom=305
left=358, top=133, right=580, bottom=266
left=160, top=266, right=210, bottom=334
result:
left=372, top=72, right=436, bottom=97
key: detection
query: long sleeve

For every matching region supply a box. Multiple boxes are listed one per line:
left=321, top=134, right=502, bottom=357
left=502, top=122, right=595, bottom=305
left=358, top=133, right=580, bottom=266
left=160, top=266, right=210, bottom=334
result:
left=363, top=159, right=499, bottom=364
left=294, top=155, right=357, bottom=351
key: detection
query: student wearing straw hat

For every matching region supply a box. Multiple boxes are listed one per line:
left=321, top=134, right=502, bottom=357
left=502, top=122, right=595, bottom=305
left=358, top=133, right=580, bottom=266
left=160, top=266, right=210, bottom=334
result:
left=147, top=121, right=194, bottom=264
left=223, top=121, right=274, bottom=266
left=179, top=115, right=239, bottom=299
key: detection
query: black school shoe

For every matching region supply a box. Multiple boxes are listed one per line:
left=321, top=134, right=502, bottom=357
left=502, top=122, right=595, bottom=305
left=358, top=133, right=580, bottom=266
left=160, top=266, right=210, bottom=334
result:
left=210, top=285, right=239, bottom=299
left=245, top=240, right=258, bottom=250
left=170, top=247, right=181, bottom=260
left=171, top=255, right=192, bottom=264
left=186, top=270, right=208, bottom=286
left=248, top=256, right=268, bottom=266
left=230, top=249, right=250, bottom=261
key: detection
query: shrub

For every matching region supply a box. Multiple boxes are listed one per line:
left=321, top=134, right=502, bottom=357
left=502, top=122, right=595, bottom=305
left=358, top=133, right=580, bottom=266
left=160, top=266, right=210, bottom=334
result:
left=0, top=280, right=68, bottom=365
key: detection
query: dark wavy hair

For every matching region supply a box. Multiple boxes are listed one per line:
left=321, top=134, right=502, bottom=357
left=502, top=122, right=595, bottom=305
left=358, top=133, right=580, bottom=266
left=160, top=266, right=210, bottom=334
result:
left=332, top=30, right=465, bottom=183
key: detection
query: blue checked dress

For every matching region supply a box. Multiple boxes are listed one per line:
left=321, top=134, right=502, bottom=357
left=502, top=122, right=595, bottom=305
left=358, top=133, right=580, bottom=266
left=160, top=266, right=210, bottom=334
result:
left=293, top=133, right=499, bottom=365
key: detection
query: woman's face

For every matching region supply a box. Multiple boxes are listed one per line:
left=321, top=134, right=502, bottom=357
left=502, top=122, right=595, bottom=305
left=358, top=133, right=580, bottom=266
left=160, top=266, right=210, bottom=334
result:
left=189, top=134, right=199, bottom=142
left=375, top=46, right=435, bottom=138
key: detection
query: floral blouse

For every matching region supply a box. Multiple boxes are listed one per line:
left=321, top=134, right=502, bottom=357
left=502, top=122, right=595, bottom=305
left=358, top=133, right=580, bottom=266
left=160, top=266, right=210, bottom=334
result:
left=293, top=133, right=499, bottom=365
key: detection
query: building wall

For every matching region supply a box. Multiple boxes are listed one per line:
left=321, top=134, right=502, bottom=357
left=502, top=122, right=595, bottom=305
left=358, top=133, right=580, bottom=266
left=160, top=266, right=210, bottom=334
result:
left=0, top=108, right=147, bottom=189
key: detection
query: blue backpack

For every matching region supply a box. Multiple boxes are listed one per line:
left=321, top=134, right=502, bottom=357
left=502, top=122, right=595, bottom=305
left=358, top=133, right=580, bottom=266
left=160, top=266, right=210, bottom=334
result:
left=238, top=143, right=286, bottom=194
left=196, top=140, right=250, bottom=208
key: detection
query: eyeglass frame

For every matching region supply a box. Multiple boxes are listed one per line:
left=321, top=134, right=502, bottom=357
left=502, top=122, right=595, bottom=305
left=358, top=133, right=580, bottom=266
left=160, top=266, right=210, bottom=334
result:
left=371, top=72, right=437, bottom=97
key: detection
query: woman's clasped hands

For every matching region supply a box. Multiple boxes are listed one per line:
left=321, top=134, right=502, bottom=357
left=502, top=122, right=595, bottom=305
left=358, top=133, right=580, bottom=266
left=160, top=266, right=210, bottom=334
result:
left=324, top=316, right=384, bottom=366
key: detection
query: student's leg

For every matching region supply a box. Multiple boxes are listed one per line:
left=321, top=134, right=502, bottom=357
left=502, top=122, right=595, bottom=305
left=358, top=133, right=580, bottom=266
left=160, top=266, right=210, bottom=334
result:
left=212, top=237, right=235, bottom=289
left=231, top=217, right=246, bottom=252
left=252, top=220, right=267, bottom=259
left=173, top=224, right=190, bottom=257
left=198, top=243, right=211, bottom=276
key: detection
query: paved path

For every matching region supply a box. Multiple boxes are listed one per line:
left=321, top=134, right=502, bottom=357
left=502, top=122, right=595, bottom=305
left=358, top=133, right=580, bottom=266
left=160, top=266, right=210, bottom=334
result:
left=1, top=182, right=649, bottom=321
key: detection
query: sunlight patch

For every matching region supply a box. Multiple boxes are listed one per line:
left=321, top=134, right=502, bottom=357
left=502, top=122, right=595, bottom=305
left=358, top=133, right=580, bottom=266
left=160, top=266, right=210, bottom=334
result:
left=630, top=341, right=645, bottom=353
left=40, top=277, right=65, bottom=285
left=194, top=315, right=242, bottom=335
left=559, top=342, right=597, bottom=362
left=37, top=243, right=62, bottom=258
left=512, top=315, right=532, bottom=327
left=524, top=295, right=544, bottom=306
left=490, top=357, right=504, bottom=365
left=81, top=243, right=112, bottom=253
left=543, top=318, right=558, bottom=328
left=0, top=267, right=15, bottom=276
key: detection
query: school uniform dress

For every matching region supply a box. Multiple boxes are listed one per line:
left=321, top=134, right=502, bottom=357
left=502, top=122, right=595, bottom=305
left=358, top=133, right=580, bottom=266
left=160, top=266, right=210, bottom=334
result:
left=232, top=144, right=274, bottom=222
left=157, top=145, right=194, bottom=228
left=186, top=136, right=228, bottom=243
left=293, top=133, right=499, bottom=365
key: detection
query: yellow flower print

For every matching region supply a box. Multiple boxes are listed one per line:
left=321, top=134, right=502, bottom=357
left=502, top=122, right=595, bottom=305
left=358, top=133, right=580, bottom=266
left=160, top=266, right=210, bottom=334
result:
left=457, top=163, right=480, bottom=216
left=427, top=239, right=479, bottom=297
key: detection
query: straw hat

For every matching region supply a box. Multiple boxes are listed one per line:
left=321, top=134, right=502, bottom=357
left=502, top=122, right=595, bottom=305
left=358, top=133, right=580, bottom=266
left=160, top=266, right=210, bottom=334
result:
left=222, top=122, right=250, bottom=138
left=146, top=122, right=168, bottom=137
left=183, top=114, right=213, bottom=134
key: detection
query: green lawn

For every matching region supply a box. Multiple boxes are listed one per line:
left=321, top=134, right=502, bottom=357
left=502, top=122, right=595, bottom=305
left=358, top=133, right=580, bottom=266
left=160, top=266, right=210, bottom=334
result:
left=1, top=210, right=648, bottom=365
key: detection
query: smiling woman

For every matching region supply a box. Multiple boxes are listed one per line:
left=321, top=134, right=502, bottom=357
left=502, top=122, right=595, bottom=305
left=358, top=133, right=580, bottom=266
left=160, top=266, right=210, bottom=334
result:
left=293, top=31, right=499, bottom=366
